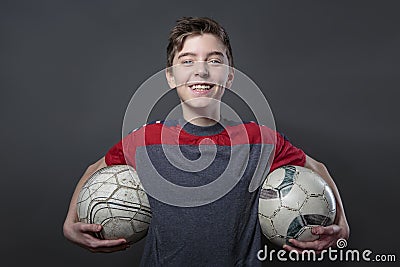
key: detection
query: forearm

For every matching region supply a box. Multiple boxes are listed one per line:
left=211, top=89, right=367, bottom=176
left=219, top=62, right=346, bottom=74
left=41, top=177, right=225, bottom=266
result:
left=64, top=157, right=107, bottom=226
left=304, top=155, right=350, bottom=238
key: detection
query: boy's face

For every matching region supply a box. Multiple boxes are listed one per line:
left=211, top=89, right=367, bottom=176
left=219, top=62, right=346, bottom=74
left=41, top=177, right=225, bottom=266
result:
left=166, top=33, right=234, bottom=109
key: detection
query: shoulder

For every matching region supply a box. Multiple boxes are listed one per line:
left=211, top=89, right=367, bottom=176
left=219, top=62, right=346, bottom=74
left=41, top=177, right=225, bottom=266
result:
left=127, top=119, right=179, bottom=134
left=222, top=119, right=277, bottom=145
left=128, top=120, right=164, bottom=133
left=124, top=120, right=182, bottom=145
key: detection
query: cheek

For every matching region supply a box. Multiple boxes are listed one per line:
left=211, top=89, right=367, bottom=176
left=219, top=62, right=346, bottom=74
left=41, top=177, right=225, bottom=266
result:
left=210, top=67, right=230, bottom=84
left=176, top=86, right=189, bottom=98
left=174, top=72, right=192, bottom=87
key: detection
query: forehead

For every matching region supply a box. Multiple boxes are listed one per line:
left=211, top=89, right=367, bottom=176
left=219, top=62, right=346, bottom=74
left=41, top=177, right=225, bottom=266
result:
left=177, top=33, right=227, bottom=56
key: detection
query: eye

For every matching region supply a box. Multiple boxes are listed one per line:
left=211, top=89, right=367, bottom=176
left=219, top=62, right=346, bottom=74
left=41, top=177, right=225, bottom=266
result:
left=182, top=59, right=194, bottom=65
left=208, top=59, right=222, bottom=64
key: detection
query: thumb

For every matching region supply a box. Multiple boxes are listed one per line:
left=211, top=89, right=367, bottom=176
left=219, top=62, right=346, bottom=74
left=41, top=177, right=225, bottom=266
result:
left=81, top=223, right=102, bottom=233
left=311, top=226, right=324, bottom=235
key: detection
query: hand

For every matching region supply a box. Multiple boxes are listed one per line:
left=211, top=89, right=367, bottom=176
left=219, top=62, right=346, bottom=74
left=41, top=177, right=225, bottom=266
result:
left=283, top=224, right=349, bottom=254
left=63, top=221, right=129, bottom=253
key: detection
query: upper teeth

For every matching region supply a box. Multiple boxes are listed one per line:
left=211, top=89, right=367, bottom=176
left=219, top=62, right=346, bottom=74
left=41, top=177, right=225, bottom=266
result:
left=191, top=84, right=211, bottom=90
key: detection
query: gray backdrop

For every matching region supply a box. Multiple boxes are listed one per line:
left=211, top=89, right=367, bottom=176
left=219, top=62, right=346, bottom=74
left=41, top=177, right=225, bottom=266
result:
left=1, top=0, right=399, bottom=266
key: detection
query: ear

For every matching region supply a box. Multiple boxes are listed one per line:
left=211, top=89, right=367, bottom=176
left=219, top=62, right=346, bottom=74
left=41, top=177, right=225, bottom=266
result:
left=225, top=67, right=234, bottom=89
left=165, top=68, right=176, bottom=89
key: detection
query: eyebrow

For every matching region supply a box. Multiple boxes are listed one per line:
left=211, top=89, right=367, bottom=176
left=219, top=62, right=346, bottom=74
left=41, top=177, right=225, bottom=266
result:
left=177, top=51, right=225, bottom=59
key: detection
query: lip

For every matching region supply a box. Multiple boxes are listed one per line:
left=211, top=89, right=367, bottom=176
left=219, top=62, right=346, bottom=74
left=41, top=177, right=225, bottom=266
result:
left=187, top=82, right=216, bottom=96
left=190, top=88, right=213, bottom=96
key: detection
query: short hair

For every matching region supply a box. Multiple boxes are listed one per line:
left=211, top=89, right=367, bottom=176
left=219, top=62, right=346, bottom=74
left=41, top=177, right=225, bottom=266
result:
left=166, top=17, right=234, bottom=68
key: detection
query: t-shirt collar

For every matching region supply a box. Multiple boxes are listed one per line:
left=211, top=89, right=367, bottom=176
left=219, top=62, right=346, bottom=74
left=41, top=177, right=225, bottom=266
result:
left=178, top=117, right=226, bottom=136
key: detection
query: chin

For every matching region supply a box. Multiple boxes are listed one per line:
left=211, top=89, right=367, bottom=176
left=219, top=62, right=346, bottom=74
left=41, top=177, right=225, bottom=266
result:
left=183, top=97, right=220, bottom=109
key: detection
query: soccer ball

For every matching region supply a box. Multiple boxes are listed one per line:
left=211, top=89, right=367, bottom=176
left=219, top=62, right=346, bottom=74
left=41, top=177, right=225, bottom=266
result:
left=77, top=165, right=152, bottom=244
left=258, top=165, right=336, bottom=247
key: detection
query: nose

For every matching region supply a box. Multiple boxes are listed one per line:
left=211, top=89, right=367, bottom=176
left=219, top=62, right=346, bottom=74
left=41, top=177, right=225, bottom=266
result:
left=194, top=61, right=209, bottom=78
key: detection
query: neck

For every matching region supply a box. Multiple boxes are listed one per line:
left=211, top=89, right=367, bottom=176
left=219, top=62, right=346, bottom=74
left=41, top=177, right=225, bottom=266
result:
left=181, top=104, right=220, bottom=127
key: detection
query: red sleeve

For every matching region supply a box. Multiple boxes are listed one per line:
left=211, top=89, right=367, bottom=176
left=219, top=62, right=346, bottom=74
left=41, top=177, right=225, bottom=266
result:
left=104, top=123, right=162, bottom=168
left=270, top=132, right=306, bottom=172
left=105, top=130, right=138, bottom=167
left=105, top=139, right=127, bottom=166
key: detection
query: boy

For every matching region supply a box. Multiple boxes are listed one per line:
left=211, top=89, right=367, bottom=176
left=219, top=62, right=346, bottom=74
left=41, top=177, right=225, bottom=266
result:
left=63, top=17, right=350, bottom=266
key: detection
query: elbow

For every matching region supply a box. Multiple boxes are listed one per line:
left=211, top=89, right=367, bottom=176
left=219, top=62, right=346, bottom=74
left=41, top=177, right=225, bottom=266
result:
left=315, top=160, right=328, bottom=173
left=87, top=157, right=107, bottom=172
left=305, top=155, right=328, bottom=173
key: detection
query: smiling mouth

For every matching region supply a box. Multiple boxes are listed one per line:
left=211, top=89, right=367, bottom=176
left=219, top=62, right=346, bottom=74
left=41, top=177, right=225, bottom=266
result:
left=188, top=83, right=216, bottom=91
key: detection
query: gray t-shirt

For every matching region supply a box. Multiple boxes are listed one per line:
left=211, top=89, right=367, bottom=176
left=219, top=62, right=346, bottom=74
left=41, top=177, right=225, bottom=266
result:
left=105, top=118, right=305, bottom=266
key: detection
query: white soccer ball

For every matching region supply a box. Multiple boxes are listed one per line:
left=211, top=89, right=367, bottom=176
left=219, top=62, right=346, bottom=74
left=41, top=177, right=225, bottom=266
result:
left=258, top=165, right=336, bottom=247
left=77, top=165, right=152, bottom=244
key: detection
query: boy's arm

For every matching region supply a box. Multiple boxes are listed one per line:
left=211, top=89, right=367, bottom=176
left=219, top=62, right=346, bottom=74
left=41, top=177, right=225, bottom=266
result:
left=283, top=154, right=350, bottom=252
left=63, top=157, right=130, bottom=253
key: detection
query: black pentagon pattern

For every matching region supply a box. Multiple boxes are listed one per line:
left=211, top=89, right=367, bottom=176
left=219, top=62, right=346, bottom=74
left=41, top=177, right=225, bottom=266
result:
left=260, top=165, right=297, bottom=200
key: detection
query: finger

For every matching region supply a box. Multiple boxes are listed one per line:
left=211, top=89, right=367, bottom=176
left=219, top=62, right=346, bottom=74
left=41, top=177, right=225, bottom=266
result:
left=283, top=244, right=303, bottom=254
left=288, top=238, right=317, bottom=249
left=312, top=225, right=340, bottom=236
left=85, top=235, right=127, bottom=248
left=89, top=242, right=131, bottom=253
left=96, top=238, right=128, bottom=247
left=79, top=223, right=102, bottom=233
left=288, top=238, right=328, bottom=251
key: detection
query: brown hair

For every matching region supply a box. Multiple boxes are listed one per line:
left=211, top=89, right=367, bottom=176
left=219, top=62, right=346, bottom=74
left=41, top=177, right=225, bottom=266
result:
left=166, top=17, right=234, bottom=68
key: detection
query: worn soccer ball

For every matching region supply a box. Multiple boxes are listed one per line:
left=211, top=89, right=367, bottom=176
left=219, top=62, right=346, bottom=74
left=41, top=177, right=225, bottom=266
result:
left=258, top=165, right=336, bottom=247
left=77, top=165, right=152, bottom=244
